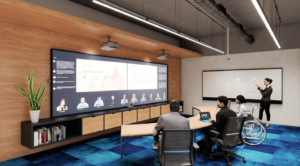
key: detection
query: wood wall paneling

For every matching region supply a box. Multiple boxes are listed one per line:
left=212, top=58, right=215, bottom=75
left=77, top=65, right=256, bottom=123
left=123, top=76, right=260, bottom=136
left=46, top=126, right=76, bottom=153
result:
left=123, top=110, right=137, bottom=125
left=161, top=104, right=171, bottom=115
left=82, top=116, right=104, bottom=135
left=150, top=106, right=161, bottom=118
left=105, top=113, right=122, bottom=130
left=138, top=108, right=150, bottom=122
left=0, top=0, right=193, bottom=162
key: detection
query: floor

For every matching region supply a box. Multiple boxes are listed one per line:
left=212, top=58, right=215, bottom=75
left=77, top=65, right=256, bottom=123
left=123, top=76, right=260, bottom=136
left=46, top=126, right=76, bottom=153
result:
left=1, top=123, right=300, bottom=166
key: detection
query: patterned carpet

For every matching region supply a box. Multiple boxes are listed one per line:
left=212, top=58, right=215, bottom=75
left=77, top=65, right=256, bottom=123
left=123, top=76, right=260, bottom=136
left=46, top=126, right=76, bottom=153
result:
left=1, top=122, right=300, bottom=166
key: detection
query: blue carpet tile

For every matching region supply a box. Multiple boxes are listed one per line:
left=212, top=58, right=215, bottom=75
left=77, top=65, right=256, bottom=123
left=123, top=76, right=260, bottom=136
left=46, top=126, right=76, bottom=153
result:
left=1, top=123, right=300, bottom=166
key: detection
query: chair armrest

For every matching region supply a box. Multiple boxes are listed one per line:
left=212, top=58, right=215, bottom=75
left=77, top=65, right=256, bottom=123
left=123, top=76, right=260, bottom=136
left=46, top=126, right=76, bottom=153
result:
left=209, top=130, right=220, bottom=136
left=152, top=143, right=158, bottom=151
left=243, top=112, right=253, bottom=115
left=192, top=143, right=199, bottom=163
left=209, top=130, right=222, bottom=146
left=193, top=143, right=199, bottom=150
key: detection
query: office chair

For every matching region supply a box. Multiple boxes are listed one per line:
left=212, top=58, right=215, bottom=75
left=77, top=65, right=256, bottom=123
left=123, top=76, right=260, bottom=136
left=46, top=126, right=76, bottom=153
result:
left=209, top=117, right=246, bottom=166
left=227, top=100, right=231, bottom=109
left=152, top=130, right=199, bottom=166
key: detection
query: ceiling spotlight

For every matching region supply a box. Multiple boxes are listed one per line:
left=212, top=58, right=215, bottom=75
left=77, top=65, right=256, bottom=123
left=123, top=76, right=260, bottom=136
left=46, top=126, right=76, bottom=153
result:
left=100, top=36, right=119, bottom=51
left=157, top=49, right=170, bottom=60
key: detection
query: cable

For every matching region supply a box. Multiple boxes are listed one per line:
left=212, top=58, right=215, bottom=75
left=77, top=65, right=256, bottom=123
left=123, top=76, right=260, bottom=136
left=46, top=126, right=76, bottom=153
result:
left=211, top=20, right=213, bottom=46
left=197, top=10, right=199, bottom=39
left=142, top=0, right=143, bottom=15
left=175, top=0, right=177, bottom=30
left=273, top=0, right=282, bottom=23
left=180, top=0, right=182, bottom=32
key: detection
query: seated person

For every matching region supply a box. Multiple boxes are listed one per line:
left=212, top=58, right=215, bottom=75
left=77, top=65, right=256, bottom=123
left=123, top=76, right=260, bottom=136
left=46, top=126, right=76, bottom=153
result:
left=204, top=96, right=237, bottom=154
left=77, top=97, right=89, bottom=109
left=235, top=95, right=247, bottom=117
left=155, top=93, right=161, bottom=100
left=94, top=97, right=104, bottom=108
left=121, top=94, right=128, bottom=105
left=153, top=100, right=190, bottom=158
left=131, top=94, right=138, bottom=103
left=57, top=99, right=68, bottom=111
left=140, top=93, right=146, bottom=102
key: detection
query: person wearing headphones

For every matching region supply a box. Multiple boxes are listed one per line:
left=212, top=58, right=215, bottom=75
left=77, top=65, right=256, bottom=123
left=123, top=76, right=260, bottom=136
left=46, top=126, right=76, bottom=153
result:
left=255, top=78, right=273, bottom=127
left=235, top=95, right=247, bottom=117
left=153, top=100, right=190, bottom=159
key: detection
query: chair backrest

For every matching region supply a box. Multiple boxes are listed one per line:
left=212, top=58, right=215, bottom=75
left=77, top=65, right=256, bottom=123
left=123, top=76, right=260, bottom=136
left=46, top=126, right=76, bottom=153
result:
left=227, top=100, right=232, bottom=109
left=222, top=117, right=245, bottom=146
left=161, top=130, right=194, bottom=166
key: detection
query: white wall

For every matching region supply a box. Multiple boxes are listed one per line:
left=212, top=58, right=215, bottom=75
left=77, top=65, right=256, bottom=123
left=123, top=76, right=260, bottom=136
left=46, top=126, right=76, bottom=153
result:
left=182, top=49, right=300, bottom=127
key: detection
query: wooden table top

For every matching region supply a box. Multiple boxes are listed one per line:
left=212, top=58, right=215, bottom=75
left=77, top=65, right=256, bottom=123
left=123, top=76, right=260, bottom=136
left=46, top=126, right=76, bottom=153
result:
left=121, top=106, right=220, bottom=137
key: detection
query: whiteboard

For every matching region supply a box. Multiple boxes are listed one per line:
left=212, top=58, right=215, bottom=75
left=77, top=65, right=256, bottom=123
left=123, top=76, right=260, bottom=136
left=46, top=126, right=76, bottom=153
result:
left=203, top=69, right=282, bottom=102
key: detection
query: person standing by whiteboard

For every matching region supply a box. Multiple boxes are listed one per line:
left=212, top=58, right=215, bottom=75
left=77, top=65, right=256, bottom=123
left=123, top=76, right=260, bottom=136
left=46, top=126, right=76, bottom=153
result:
left=255, top=78, right=273, bottom=128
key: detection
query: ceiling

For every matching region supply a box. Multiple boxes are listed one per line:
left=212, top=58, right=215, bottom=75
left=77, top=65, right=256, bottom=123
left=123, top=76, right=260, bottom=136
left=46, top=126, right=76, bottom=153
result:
left=71, top=0, right=300, bottom=40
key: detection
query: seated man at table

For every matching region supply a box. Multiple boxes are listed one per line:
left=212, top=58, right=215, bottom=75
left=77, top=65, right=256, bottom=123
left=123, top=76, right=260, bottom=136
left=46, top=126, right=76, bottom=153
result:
left=153, top=99, right=190, bottom=158
left=204, top=96, right=237, bottom=155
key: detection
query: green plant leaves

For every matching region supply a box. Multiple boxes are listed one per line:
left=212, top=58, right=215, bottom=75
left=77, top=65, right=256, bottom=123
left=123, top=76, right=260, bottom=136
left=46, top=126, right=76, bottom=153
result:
left=38, top=86, right=46, bottom=101
left=39, top=97, right=47, bottom=110
left=15, top=72, right=47, bottom=110
left=14, top=83, right=29, bottom=96
left=28, top=72, right=35, bottom=100
left=35, top=82, right=42, bottom=101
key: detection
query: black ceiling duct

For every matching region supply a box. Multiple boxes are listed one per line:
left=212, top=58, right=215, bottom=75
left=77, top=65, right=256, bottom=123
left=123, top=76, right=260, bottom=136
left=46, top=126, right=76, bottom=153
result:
left=193, top=0, right=254, bottom=44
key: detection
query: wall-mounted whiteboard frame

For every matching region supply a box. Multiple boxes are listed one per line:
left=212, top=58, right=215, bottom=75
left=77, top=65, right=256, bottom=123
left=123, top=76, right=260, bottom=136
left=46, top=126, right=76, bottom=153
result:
left=202, top=68, right=283, bottom=104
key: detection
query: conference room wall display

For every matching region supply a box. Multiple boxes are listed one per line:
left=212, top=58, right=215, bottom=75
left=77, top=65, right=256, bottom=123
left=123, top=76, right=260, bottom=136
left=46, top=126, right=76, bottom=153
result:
left=51, top=49, right=169, bottom=117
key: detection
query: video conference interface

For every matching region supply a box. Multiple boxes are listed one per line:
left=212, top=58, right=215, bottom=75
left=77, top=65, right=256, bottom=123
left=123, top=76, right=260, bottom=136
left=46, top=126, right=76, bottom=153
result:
left=51, top=50, right=168, bottom=117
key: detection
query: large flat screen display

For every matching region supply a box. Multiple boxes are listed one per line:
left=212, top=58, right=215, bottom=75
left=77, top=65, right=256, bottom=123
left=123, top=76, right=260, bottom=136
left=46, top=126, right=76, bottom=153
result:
left=51, top=49, right=168, bottom=117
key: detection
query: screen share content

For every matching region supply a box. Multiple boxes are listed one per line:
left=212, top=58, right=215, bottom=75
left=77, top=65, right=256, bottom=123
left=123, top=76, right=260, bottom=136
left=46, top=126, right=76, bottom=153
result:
left=52, top=50, right=168, bottom=117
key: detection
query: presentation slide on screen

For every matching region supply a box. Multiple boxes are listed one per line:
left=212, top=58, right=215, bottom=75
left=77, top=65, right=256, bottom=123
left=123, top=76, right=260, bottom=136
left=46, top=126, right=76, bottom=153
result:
left=128, top=64, right=157, bottom=90
left=51, top=50, right=168, bottom=117
left=76, top=59, right=127, bottom=92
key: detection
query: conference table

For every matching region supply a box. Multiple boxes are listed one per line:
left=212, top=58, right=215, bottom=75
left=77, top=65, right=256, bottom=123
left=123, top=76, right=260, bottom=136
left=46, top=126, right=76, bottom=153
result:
left=120, top=106, right=220, bottom=165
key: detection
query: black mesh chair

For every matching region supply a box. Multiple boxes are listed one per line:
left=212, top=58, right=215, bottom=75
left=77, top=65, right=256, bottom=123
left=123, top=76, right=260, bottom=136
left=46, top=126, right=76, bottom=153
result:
left=209, top=117, right=246, bottom=166
left=152, top=130, right=199, bottom=166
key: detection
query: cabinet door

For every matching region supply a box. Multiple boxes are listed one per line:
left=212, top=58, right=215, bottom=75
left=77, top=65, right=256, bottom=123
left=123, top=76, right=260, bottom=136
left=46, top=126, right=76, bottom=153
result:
left=138, top=108, right=150, bottom=121
left=82, top=116, right=103, bottom=135
left=161, top=104, right=170, bottom=115
left=123, top=110, right=137, bottom=125
left=105, top=113, right=122, bottom=129
left=150, top=106, right=160, bottom=118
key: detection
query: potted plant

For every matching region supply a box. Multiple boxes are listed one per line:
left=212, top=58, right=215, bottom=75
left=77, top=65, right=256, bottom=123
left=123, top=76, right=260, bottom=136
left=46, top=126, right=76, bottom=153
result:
left=15, top=72, right=47, bottom=123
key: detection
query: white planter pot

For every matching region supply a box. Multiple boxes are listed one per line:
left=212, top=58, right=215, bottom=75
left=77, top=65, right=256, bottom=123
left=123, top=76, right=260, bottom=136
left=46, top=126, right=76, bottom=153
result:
left=29, top=110, right=40, bottom=123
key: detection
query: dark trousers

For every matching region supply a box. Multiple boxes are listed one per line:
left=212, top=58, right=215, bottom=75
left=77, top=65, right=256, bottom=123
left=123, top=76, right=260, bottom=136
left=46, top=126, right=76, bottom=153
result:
left=259, top=101, right=271, bottom=121
left=205, top=130, right=222, bottom=153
